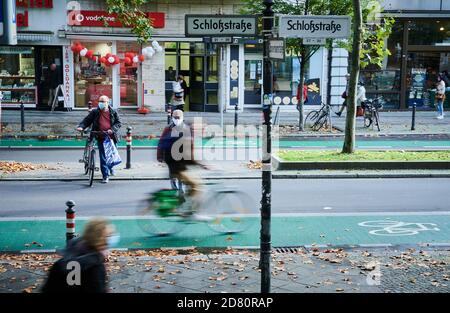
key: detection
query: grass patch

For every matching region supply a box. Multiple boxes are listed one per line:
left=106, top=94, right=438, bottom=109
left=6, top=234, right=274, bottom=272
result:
left=277, top=150, right=450, bottom=162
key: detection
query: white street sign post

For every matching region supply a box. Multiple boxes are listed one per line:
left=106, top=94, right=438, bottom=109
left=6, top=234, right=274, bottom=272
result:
left=278, top=15, right=351, bottom=39
left=185, top=15, right=258, bottom=37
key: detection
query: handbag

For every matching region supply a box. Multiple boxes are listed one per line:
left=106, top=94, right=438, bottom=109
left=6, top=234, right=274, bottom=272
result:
left=103, top=136, right=122, bottom=167
left=435, top=93, right=445, bottom=101
left=356, top=106, right=364, bottom=117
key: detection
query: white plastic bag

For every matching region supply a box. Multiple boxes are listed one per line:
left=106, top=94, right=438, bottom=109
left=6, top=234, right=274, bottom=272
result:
left=103, top=136, right=122, bottom=167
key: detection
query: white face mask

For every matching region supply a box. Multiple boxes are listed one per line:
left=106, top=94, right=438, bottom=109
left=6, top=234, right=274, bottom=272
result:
left=172, top=118, right=183, bottom=126
left=98, top=101, right=106, bottom=110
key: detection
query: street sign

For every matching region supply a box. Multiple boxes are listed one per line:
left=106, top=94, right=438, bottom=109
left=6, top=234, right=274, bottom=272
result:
left=278, top=15, right=351, bottom=39
left=185, top=15, right=258, bottom=37
left=303, top=38, right=326, bottom=45
left=268, top=38, right=285, bottom=61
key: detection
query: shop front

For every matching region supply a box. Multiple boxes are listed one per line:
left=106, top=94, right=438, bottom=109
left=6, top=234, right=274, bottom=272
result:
left=361, top=18, right=450, bottom=109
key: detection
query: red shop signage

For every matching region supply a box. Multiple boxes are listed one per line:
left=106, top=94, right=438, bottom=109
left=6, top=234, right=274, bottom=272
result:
left=67, top=11, right=165, bottom=28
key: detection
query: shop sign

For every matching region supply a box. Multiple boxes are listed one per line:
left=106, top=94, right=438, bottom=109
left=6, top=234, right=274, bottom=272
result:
left=16, top=0, right=53, bottom=28
left=0, top=46, right=32, bottom=54
left=279, top=15, right=351, bottom=39
left=67, top=11, right=165, bottom=29
left=185, top=15, right=257, bottom=37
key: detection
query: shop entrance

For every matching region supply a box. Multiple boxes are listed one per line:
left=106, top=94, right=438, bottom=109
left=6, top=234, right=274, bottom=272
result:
left=35, top=46, right=63, bottom=109
left=164, top=42, right=218, bottom=112
left=244, top=55, right=263, bottom=106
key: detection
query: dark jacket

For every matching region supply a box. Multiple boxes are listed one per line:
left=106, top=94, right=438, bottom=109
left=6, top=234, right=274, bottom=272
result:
left=41, top=238, right=107, bottom=293
left=78, top=106, right=121, bottom=143
left=157, top=122, right=195, bottom=164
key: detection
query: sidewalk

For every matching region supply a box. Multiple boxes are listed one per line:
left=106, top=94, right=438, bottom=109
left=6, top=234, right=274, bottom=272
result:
left=0, top=247, right=448, bottom=293
left=2, top=109, right=450, bottom=139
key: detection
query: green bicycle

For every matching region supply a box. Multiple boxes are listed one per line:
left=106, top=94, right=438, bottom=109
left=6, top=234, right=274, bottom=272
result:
left=136, top=180, right=255, bottom=236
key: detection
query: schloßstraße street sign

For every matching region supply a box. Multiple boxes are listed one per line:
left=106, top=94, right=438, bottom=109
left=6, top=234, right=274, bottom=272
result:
left=278, top=15, right=351, bottom=39
left=185, top=15, right=258, bottom=37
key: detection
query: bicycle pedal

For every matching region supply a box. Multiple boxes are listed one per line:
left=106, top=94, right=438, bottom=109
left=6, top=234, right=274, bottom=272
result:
left=94, top=167, right=100, bottom=171
left=78, top=159, right=84, bottom=163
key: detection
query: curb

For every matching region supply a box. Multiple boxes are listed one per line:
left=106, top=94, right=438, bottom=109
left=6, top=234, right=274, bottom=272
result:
left=0, top=176, right=261, bottom=181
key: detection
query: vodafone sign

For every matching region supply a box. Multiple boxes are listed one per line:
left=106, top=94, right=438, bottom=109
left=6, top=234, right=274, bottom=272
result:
left=68, top=11, right=165, bottom=28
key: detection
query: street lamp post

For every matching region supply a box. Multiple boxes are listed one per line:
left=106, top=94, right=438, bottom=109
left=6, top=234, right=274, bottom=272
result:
left=261, top=0, right=274, bottom=294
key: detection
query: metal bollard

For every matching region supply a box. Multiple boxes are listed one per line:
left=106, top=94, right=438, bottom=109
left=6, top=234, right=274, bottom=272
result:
left=20, top=102, right=25, bottom=132
left=234, top=105, right=238, bottom=139
left=65, top=200, right=76, bottom=243
left=411, top=91, right=417, bottom=131
left=167, top=105, right=172, bottom=125
left=126, top=126, right=132, bottom=169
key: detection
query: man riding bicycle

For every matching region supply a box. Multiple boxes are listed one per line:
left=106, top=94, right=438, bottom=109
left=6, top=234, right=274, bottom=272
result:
left=156, top=109, right=211, bottom=221
left=76, top=95, right=122, bottom=183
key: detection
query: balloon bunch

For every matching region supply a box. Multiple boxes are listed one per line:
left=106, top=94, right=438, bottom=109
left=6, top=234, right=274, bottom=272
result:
left=99, top=53, right=120, bottom=66
left=141, top=40, right=163, bottom=60
left=71, top=42, right=96, bottom=62
left=123, top=52, right=145, bottom=66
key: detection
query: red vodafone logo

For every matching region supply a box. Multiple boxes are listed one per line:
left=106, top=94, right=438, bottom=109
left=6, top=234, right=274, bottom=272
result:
left=67, top=11, right=165, bottom=28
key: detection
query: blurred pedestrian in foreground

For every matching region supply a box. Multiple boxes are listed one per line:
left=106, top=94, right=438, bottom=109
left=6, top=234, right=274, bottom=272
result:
left=41, top=218, right=119, bottom=293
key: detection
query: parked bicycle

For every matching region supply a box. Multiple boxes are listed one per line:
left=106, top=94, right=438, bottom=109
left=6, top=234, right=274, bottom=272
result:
left=305, top=102, right=337, bottom=131
left=78, top=130, right=107, bottom=187
left=136, top=178, right=255, bottom=236
left=363, top=97, right=384, bottom=131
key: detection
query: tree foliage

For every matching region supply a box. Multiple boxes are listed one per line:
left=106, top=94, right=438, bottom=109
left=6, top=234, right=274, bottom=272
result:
left=105, top=0, right=154, bottom=43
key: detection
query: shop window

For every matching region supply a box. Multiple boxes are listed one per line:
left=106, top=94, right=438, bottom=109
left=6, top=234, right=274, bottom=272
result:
left=118, top=41, right=139, bottom=107
left=408, top=20, right=450, bottom=46
left=74, top=42, right=112, bottom=108
left=206, top=55, right=218, bottom=82
left=190, top=43, right=204, bottom=55
left=0, top=46, right=37, bottom=106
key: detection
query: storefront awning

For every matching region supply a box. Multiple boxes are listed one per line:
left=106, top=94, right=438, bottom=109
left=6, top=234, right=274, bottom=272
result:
left=17, top=32, right=54, bottom=42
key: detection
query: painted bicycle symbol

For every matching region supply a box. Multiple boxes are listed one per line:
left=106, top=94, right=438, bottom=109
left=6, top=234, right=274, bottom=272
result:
left=358, top=220, right=440, bottom=236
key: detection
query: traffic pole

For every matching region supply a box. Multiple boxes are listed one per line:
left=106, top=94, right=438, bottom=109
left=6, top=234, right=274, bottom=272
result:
left=126, top=126, right=132, bottom=169
left=20, top=101, right=25, bottom=132
left=65, top=200, right=76, bottom=243
left=411, top=91, right=417, bottom=131
left=260, top=0, right=274, bottom=294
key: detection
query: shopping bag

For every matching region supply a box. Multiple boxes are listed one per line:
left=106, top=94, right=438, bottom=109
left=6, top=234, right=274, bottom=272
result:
left=103, top=136, right=122, bottom=167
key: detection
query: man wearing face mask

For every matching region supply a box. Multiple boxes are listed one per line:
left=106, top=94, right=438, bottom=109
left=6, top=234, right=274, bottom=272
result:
left=42, top=218, right=119, bottom=293
left=157, top=110, right=210, bottom=221
left=76, top=95, right=122, bottom=183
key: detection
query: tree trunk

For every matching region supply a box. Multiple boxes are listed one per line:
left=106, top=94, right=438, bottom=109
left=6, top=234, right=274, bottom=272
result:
left=298, top=53, right=306, bottom=131
left=342, top=0, right=362, bottom=154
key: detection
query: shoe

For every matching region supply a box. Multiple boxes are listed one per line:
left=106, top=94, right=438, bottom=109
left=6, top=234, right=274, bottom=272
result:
left=437, top=115, right=444, bottom=120
left=109, top=169, right=115, bottom=176
left=335, top=112, right=342, bottom=117
left=101, top=177, right=109, bottom=184
left=188, top=213, right=214, bottom=222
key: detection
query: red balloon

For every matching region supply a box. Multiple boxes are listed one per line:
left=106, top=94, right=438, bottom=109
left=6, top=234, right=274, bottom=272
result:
left=100, top=57, right=106, bottom=64
left=123, top=57, right=132, bottom=65
left=138, top=54, right=145, bottom=62
left=76, top=45, right=85, bottom=53
left=86, top=50, right=94, bottom=59
left=105, top=53, right=111, bottom=59
left=114, top=56, right=120, bottom=64
left=70, top=45, right=77, bottom=52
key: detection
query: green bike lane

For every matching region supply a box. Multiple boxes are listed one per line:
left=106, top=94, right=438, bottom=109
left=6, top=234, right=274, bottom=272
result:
left=1, top=213, right=449, bottom=252
left=2, top=138, right=450, bottom=149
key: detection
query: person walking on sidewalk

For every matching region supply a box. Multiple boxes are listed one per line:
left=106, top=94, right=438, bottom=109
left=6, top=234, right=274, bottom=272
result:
left=45, top=63, right=61, bottom=107
left=41, top=218, right=119, bottom=293
left=76, top=95, right=122, bottom=183
left=435, top=74, right=446, bottom=119
left=336, top=74, right=351, bottom=117
left=157, top=109, right=210, bottom=221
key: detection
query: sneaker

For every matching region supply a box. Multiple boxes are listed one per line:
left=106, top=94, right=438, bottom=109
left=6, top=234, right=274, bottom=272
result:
left=188, top=213, right=214, bottom=222
left=101, top=177, right=109, bottom=184
left=437, top=115, right=444, bottom=120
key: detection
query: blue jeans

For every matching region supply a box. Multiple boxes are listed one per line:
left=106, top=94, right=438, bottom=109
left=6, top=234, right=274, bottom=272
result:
left=437, top=100, right=444, bottom=116
left=97, top=139, right=112, bottom=179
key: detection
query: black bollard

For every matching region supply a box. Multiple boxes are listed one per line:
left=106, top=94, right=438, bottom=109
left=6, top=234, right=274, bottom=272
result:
left=20, top=102, right=25, bottom=132
left=411, top=91, right=417, bottom=131
left=167, top=104, right=172, bottom=125
left=126, top=126, right=132, bottom=169
left=65, top=200, right=76, bottom=243
left=234, top=105, right=238, bottom=139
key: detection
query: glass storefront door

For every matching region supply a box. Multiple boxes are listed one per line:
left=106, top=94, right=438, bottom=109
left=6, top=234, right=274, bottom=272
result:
left=407, top=51, right=450, bottom=108
left=36, top=47, right=63, bottom=109
left=244, top=56, right=263, bottom=105
left=117, top=42, right=139, bottom=107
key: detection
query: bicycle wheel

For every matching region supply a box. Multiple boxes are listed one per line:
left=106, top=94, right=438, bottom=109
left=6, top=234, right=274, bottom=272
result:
left=305, top=110, right=319, bottom=129
left=315, top=113, right=329, bottom=131
left=203, top=190, right=255, bottom=234
left=83, top=142, right=90, bottom=175
left=136, top=190, right=186, bottom=236
left=364, top=115, right=372, bottom=128
left=88, top=149, right=95, bottom=187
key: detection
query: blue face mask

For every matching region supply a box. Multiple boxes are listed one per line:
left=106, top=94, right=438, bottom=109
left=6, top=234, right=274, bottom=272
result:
left=107, top=233, right=120, bottom=248
left=98, top=101, right=106, bottom=110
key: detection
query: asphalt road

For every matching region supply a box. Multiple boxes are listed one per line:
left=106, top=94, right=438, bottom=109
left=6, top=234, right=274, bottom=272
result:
left=1, top=178, right=450, bottom=217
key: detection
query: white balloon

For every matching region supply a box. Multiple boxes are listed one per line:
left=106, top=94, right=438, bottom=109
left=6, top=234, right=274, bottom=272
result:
left=156, top=46, right=163, bottom=53
left=108, top=56, right=115, bottom=64
left=80, top=48, right=88, bottom=57
left=148, top=47, right=155, bottom=55
left=151, top=40, right=159, bottom=49
left=132, top=56, right=139, bottom=63
left=142, top=47, right=149, bottom=54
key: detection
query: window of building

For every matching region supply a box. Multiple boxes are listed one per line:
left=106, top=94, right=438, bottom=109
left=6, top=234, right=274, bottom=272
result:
left=408, top=20, right=450, bottom=46
left=0, top=46, right=37, bottom=106
left=74, top=42, right=112, bottom=108
left=117, top=41, right=139, bottom=107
